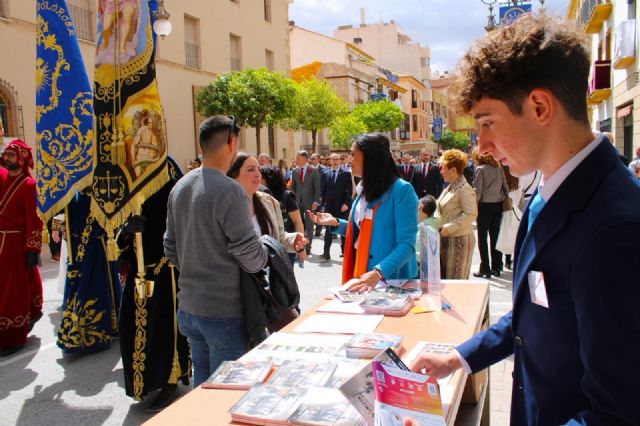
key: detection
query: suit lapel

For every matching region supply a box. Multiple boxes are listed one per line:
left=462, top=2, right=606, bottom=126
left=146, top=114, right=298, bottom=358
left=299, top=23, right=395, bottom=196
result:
left=512, top=137, right=621, bottom=305
left=513, top=189, right=568, bottom=304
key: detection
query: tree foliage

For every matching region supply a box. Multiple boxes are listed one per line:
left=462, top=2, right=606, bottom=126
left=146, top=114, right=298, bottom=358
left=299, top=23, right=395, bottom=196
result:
left=285, top=78, right=348, bottom=152
left=440, top=129, right=470, bottom=151
left=351, top=100, right=405, bottom=132
left=328, top=115, right=368, bottom=149
left=195, top=68, right=295, bottom=153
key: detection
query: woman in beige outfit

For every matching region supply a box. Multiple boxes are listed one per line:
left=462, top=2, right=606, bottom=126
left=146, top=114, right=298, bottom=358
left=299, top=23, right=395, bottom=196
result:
left=436, top=149, right=478, bottom=279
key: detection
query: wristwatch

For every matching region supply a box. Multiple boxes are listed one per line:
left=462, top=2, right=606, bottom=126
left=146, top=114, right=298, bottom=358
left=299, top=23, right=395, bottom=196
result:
left=373, top=267, right=385, bottom=282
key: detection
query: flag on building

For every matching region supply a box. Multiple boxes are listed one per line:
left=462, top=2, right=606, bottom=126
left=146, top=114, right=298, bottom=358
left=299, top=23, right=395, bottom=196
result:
left=91, top=0, right=168, bottom=247
left=35, top=0, right=94, bottom=222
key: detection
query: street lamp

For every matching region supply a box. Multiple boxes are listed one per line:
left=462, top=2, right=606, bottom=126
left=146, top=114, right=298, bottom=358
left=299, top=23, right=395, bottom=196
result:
left=481, top=0, right=498, bottom=32
left=153, top=0, right=172, bottom=38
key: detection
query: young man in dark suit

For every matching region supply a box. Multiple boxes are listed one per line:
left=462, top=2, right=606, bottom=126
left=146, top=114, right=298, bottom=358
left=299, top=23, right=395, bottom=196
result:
left=291, top=150, right=321, bottom=254
left=410, top=149, right=444, bottom=198
left=407, top=13, right=640, bottom=425
left=319, top=154, right=352, bottom=261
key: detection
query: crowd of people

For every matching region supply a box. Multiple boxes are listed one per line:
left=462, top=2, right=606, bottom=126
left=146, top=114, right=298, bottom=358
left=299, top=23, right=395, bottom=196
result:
left=2, top=10, right=640, bottom=425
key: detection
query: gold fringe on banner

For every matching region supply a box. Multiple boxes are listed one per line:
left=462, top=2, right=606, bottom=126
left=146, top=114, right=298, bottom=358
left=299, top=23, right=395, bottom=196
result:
left=90, top=167, right=169, bottom=236
left=42, top=223, right=50, bottom=246
left=105, top=227, right=119, bottom=261
left=168, top=263, right=181, bottom=385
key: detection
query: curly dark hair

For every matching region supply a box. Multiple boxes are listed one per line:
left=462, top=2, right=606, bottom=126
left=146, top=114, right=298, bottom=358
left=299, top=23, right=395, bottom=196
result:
left=453, top=13, right=590, bottom=124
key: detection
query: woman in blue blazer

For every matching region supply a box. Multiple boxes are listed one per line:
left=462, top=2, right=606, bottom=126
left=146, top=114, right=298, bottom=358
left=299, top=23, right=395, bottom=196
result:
left=308, top=133, right=418, bottom=290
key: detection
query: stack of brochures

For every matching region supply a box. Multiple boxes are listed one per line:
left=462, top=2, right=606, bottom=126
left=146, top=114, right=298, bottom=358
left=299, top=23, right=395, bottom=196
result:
left=360, top=291, right=414, bottom=316
left=289, top=387, right=368, bottom=426
left=229, top=384, right=368, bottom=426
left=342, top=333, right=403, bottom=359
left=267, top=360, right=337, bottom=387
left=378, top=280, right=423, bottom=300
left=202, top=359, right=274, bottom=390
left=229, top=384, right=307, bottom=425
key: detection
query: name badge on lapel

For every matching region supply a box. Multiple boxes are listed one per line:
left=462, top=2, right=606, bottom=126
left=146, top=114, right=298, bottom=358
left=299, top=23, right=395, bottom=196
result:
left=364, top=208, right=374, bottom=220
left=527, top=271, right=549, bottom=308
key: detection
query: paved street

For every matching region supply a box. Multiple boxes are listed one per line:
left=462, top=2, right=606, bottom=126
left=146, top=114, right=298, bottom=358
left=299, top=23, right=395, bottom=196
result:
left=0, top=230, right=513, bottom=426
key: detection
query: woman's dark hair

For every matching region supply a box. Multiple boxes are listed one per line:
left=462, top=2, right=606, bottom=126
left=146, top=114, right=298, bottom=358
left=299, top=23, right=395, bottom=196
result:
left=502, top=165, right=519, bottom=192
left=260, top=166, right=286, bottom=202
left=227, top=152, right=272, bottom=235
left=419, top=195, right=437, bottom=218
left=354, top=133, right=400, bottom=201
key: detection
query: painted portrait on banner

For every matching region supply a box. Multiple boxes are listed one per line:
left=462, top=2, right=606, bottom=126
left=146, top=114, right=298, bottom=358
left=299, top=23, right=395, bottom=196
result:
left=91, top=0, right=167, bottom=239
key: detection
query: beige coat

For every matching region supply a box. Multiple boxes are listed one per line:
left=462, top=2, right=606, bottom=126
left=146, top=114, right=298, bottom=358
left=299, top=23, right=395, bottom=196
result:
left=436, top=177, right=478, bottom=237
left=256, top=191, right=297, bottom=252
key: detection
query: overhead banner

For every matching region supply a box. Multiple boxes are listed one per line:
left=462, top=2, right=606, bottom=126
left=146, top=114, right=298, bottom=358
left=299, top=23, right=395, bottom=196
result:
left=499, top=3, right=532, bottom=26
left=35, top=0, right=94, bottom=222
left=91, top=0, right=168, bottom=233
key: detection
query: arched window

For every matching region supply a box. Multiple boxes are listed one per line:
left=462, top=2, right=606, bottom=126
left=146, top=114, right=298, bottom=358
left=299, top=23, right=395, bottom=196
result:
left=0, top=95, right=8, bottom=135
left=264, top=0, right=271, bottom=22
left=0, top=79, right=23, bottom=140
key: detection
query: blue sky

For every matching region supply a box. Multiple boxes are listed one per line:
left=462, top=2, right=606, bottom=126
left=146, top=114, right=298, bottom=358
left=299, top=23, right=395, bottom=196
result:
left=289, top=0, right=569, bottom=73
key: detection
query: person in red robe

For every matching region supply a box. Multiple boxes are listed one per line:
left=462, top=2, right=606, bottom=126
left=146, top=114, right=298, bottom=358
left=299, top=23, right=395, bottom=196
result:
left=0, top=140, right=43, bottom=356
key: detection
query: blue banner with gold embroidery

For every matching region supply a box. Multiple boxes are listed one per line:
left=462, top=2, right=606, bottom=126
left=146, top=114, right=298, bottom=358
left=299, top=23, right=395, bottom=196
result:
left=35, top=0, right=94, bottom=222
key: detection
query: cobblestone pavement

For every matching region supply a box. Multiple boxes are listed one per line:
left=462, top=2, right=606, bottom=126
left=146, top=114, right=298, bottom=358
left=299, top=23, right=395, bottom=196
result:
left=0, top=229, right=513, bottom=426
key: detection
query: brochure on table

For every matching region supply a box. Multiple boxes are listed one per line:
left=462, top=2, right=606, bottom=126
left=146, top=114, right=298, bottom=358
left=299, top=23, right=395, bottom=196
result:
left=372, top=361, right=446, bottom=426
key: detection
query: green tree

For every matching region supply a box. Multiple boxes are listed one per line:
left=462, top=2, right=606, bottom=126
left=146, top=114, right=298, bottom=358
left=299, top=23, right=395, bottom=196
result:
left=351, top=100, right=405, bottom=132
left=286, top=78, right=348, bottom=152
left=196, top=68, right=295, bottom=154
left=440, top=129, right=470, bottom=151
left=328, top=115, right=367, bottom=149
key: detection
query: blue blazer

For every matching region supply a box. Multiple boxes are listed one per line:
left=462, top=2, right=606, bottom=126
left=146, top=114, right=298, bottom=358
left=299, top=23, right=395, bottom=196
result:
left=457, top=137, right=640, bottom=425
left=337, top=178, right=418, bottom=280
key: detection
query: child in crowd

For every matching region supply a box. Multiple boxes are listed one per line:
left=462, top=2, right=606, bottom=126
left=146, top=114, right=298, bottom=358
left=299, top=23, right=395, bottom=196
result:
left=416, top=195, right=439, bottom=279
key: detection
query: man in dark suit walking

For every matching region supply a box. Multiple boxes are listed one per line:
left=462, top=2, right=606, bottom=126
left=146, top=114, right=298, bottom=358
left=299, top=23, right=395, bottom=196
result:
left=406, top=13, right=640, bottom=425
left=319, top=154, right=352, bottom=261
left=291, top=150, right=321, bottom=254
left=410, top=149, right=443, bottom=198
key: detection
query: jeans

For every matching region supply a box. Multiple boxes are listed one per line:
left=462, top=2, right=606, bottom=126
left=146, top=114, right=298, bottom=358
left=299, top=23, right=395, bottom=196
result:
left=176, top=309, right=248, bottom=388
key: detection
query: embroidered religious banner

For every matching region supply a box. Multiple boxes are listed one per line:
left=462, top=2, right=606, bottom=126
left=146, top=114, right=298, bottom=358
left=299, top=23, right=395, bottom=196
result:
left=92, top=0, right=168, bottom=242
left=35, top=0, right=94, bottom=222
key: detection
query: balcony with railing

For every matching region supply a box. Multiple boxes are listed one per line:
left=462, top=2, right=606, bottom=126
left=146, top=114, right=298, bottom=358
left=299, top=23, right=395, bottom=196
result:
left=68, top=4, right=95, bottom=41
left=185, top=42, right=200, bottom=69
left=580, top=0, right=612, bottom=35
left=587, top=60, right=611, bottom=105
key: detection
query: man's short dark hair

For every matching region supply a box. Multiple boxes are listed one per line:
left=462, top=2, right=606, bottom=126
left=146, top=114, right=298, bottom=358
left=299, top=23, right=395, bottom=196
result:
left=199, top=116, right=239, bottom=154
left=297, top=150, right=309, bottom=160
left=454, top=13, right=590, bottom=124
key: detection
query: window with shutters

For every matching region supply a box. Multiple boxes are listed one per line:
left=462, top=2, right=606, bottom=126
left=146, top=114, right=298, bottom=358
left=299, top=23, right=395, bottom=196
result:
left=265, top=49, right=274, bottom=70
left=264, top=0, right=272, bottom=22
left=230, top=34, right=242, bottom=71
left=0, top=0, right=9, bottom=18
left=184, top=16, right=200, bottom=69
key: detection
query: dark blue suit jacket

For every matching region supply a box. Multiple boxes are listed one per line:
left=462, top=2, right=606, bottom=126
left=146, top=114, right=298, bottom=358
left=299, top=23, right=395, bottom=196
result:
left=457, top=138, right=640, bottom=425
left=321, top=168, right=352, bottom=216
